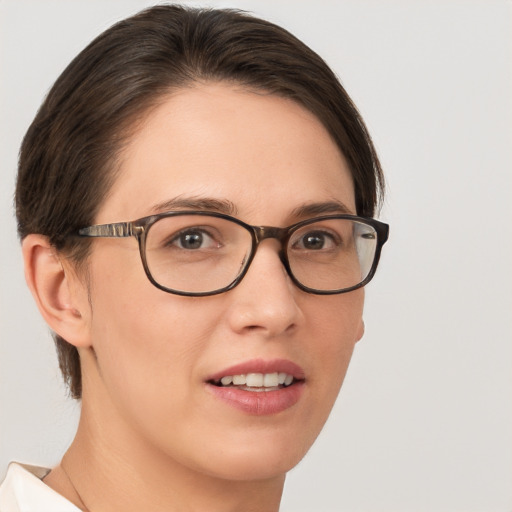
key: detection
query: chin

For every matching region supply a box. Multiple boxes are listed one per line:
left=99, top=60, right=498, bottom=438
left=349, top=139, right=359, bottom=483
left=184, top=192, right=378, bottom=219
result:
left=203, top=452, right=303, bottom=482
left=189, top=427, right=316, bottom=482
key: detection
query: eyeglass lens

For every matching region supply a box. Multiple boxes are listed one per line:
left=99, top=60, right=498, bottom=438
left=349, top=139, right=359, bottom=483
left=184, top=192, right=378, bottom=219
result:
left=144, top=215, right=378, bottom=294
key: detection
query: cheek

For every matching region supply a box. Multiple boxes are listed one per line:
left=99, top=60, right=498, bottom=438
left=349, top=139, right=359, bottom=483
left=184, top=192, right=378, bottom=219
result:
left=303, top=291, right=364, bottom=418
left=86, top=288, right=227, bottom=463
left=311, top=289, right=364, bottom=359
left=85, top=248, right=214, bottom=413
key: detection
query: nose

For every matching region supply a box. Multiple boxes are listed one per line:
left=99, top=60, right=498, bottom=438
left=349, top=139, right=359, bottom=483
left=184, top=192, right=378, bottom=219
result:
left=226, top=240, right=303, bottom=337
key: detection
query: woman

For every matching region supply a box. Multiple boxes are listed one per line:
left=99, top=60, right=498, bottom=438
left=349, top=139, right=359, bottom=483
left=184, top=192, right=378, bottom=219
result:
left=1, top=5, right=387, bottom=511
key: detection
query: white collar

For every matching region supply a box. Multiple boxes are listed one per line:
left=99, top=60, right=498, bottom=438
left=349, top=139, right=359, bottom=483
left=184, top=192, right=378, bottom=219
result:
left=0, top=462, right=82, bottom=512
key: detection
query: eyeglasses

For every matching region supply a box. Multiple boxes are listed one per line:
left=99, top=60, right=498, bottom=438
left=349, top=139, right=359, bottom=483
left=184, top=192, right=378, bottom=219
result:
left=78, top=211, right=389, bottom=296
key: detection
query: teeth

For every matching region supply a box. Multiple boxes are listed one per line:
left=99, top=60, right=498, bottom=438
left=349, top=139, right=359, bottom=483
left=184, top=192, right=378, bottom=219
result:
left=216, top=372, right=295, bottom=388
left=246, top=373, right=263, bottom=387
left=233, top=374, right=246, bottom=385
left=263, top=373, right=279, bottom=387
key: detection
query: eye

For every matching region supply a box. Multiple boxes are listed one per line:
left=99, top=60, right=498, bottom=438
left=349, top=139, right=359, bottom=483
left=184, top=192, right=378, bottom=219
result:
left=293, top=230, right=338, bottom=251
left=170, top=229, right=219, bottom=250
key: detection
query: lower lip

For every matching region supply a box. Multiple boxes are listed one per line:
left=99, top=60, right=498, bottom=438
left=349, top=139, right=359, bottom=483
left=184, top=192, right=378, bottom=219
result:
left=206, top=382, right=305, bottom=416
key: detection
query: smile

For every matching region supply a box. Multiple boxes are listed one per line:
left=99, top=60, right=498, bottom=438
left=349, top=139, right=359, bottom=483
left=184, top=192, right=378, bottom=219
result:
left=206, top=359, right=305, bottom=415
left=211, top=372, right=295, bottom=391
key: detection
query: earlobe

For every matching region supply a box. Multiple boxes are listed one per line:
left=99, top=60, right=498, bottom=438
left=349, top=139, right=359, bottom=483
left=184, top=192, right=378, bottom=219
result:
left=22, top=234, right=91, bottom=348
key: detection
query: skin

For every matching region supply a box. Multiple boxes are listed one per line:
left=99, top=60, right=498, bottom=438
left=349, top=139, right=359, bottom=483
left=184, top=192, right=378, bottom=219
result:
left=24, top=83, right=365, bottom=512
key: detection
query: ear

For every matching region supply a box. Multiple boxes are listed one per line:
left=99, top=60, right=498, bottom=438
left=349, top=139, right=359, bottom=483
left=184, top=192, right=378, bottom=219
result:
left=22, top=234, right=92, bottom=348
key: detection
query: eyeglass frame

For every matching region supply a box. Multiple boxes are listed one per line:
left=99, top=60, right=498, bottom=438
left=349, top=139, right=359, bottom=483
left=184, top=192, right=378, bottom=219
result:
left=78, top=210, right=389, bottom=297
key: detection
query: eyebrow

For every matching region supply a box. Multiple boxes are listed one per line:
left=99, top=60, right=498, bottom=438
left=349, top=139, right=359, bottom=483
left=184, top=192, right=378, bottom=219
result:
left=150, top=196, right=238, bottom=216
left=290, top=200, right=355, bottom=218
left=149, top=197, right=354, bottom=221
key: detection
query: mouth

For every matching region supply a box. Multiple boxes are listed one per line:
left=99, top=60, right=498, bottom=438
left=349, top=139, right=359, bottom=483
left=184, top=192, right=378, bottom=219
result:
left=209, top=371, right=297, bottom=392
left=205, top=359, right=305, bottom=415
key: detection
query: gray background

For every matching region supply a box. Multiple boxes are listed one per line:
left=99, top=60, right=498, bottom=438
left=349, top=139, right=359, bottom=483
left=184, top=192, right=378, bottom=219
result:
left=1, top=1, right=511, bottom=510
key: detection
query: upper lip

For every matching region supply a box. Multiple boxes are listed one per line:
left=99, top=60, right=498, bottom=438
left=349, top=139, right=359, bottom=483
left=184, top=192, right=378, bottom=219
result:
left=206, top=358, right=306, bottom=382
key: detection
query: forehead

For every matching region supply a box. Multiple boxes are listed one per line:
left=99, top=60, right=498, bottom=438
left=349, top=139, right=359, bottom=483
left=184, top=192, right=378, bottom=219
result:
left=97, top=82, right=356, bottom=224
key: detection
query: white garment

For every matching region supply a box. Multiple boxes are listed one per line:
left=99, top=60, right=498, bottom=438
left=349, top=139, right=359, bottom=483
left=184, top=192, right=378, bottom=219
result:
left=0, top=463, right=81, bottom=512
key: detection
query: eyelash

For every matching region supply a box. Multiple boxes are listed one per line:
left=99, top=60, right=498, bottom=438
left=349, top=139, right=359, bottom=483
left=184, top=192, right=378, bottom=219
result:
left=166, top=227, right=220, bottom=250
left=291, top=229, right=341, bottom=250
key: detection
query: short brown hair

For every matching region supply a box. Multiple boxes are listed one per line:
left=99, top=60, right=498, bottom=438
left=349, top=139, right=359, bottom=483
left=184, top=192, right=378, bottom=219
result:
left=15, top=5, right=384, bottom=399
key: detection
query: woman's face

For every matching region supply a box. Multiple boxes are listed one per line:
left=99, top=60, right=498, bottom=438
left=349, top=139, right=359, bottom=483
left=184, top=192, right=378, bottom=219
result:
left=78, top=83, right=364, bottom=481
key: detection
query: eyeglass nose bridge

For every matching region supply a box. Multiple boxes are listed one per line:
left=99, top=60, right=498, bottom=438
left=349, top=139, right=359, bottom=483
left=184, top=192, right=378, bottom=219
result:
left=251, top=225, right=292, bottom=274
left=253, top=225, right=288, bottom=244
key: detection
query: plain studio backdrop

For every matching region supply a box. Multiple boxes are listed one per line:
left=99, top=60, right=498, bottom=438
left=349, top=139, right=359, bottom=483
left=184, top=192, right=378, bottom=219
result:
left=1, top=1, right=511, bottom=511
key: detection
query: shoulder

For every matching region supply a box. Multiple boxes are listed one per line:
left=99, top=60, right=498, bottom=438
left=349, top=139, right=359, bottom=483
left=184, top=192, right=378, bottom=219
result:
left=0, top=462, right=81, bottom=512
